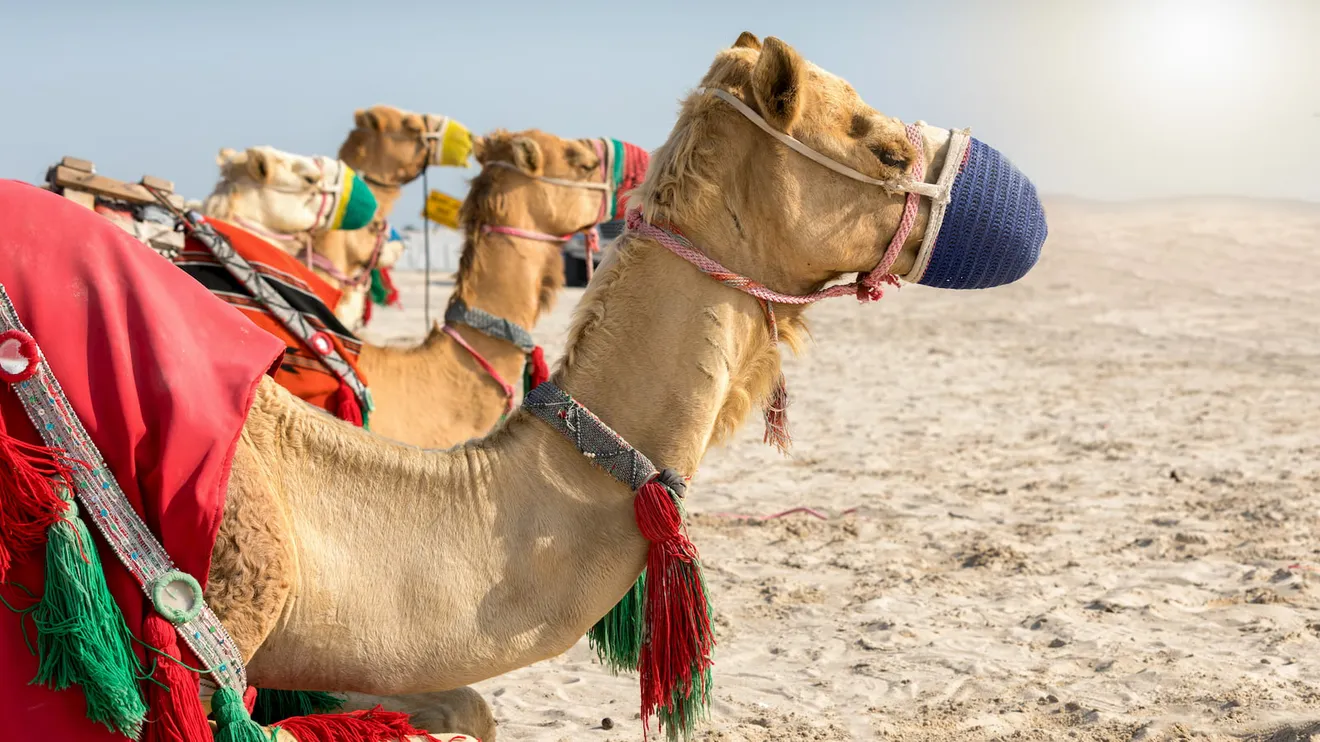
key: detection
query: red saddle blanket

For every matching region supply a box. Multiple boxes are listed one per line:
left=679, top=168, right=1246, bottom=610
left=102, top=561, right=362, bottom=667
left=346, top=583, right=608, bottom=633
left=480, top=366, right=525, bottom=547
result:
left=174, top=217, right=369, bottom=423
left=0, top=180, right=284, bottom=739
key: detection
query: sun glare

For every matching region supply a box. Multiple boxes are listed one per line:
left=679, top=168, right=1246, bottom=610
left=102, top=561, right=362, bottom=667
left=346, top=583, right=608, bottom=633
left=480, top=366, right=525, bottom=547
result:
left=1131, top=0, right=1256, bottom=93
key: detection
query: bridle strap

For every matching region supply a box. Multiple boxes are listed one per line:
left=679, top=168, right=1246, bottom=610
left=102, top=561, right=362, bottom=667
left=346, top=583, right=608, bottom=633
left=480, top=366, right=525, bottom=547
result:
left=229, top=155, right=345, bottom=241
left=296, top=222, right=388, bottom=288
left=481, top=139, right=615, bottom=278
left=485, top=161, right=613, bottom=192
left=358, top=126, right=439, bottom=189
left=701, top=88, right=945, bottom=199
left=622, top=120, right=921, bottom=306
left=441, top=324, right=516, bottom=413
left=480, top=225, right=572, bottom=243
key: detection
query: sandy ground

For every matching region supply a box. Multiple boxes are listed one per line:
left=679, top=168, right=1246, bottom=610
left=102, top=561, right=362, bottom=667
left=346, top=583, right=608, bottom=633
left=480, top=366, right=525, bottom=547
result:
left=360, top=198, right=1320, bottom=742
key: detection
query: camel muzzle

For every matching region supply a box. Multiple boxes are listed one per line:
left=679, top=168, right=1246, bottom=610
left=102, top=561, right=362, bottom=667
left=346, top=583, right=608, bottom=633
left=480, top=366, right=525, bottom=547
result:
left=900, top=131, right=1048, bottom=290
left=698, top=87, right=1047, bottom=291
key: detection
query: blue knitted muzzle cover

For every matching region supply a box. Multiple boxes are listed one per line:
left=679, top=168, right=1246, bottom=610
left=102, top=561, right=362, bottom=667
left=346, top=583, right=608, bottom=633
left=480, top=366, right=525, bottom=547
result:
left=905, top=137, right=1047, bottom=289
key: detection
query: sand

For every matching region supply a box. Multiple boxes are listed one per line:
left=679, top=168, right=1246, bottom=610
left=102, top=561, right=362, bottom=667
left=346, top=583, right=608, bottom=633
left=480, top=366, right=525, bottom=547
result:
left=358, top=198, right=1320, bottom=742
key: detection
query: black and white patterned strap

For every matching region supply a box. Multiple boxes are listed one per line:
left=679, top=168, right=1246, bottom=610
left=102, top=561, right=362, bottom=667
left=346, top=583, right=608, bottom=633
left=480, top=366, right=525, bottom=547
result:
left=185, top=216, right=373, bottom=414
left=522, top=382, right=663, bottom=492
left=444, top=300, right=536, bottom=354
left=0, top=284, right=249, bottom=696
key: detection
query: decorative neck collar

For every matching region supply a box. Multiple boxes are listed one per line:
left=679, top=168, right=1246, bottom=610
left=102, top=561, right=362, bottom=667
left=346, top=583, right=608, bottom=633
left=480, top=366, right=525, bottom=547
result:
left=522, top=381, right=711, bottom=739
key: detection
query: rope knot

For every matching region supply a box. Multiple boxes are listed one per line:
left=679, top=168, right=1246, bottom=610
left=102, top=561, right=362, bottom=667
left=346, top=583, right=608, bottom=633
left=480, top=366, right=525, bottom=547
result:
left=856, top=281, right=884, bottom=303
left=857, top=272, right=902, bottom=303
left=625, top=208, right=646, bottom=231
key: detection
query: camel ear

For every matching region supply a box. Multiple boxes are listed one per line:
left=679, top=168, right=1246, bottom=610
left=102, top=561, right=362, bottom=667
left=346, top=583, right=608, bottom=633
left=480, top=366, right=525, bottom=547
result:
left=401, top=113, right=425, bottom=134
left=733, top=32, right=761, bottom=50
left=356, top=108, right=381, bottom=131
left=511, top=136, right=543, bottom=176
left=216, top=147, right=239, bottom=167
left=245, top=148, right=273, bottom=184
left=750, top=36, right=805, bottom=132
left=471, top=135, right=488, bottom=165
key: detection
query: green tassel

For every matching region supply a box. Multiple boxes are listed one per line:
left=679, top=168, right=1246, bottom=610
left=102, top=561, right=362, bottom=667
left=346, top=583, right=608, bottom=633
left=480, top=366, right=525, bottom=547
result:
left=368, top=268, right=388, bottom=306
left=656, top=562, right=715, bottom=742
left=656, top=666, right=713, bottom=742
left=588, top=571, right=646, bottom=674
left=212, top=686, right=269, bottom=742
left=30, top=492, right=147, bottom=737
left=251, top=688, right=346, bottom=725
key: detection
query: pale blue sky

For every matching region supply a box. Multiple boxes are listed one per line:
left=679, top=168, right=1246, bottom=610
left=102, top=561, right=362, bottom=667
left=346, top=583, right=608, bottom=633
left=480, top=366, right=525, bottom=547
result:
left=2, top=0, right=1316, bottom=228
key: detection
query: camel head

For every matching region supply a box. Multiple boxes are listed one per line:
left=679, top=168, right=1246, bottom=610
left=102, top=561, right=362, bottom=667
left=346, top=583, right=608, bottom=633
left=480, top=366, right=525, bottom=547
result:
left=458, top=129, right=618, bottom=314
left=202, top=146, right=377, bottom=236
left=632, top=32, right=1046, bottom=297
left=339, top=105, right=474, bottom=187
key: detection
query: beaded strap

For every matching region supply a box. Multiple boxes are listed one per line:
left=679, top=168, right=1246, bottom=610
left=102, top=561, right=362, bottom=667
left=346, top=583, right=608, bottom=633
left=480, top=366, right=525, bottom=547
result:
left=444, top=300, right=536, bottom=353
left=0, top=283, right=249, bottom=695
left=523, top=382, right=658, bottom=491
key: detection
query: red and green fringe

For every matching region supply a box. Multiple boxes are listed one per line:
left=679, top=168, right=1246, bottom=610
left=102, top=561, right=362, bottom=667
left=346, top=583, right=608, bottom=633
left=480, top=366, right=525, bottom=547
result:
left=252, top=688, right=347, bottom=726
left=369, top=268, right=399, bottom=308
left=522, top=346, right=550, bottom=396
left=592, top=477, right=714, bottom=741
left=272, top=704, right=439, bottom=741
left=588, top=571, right=645, bottom=673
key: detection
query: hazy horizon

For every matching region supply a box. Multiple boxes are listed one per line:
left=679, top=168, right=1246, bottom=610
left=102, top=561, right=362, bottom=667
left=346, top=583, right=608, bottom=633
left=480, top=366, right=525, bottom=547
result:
left=2, top=0, right=1315, bottom=229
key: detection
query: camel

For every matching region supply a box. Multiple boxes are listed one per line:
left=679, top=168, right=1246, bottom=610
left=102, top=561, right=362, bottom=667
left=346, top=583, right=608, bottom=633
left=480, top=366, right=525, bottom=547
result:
left=205, top=132, right=632, bottom=449
left=200, top=30, right=1045, bottom=740
left=307, top=105, right=473, bottom=332
left=349, top=128, right=630, bottom=446
left=1, top=31, right=1043, bottom=741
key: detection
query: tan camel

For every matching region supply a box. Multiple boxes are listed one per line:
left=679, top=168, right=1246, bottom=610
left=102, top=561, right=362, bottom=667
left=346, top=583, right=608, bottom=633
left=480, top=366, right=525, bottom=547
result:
left=357, top=128, right=614, bottom=445
left=202, top=133, right=610, bottom=449
left=203, top=31, right=997, bottom=739
left=310, top=105, right=472, bottom=332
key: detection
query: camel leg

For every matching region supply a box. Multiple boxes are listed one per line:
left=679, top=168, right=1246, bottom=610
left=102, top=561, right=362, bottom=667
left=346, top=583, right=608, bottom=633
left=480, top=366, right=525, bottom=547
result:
left=336, top=687, right=498, bottom=742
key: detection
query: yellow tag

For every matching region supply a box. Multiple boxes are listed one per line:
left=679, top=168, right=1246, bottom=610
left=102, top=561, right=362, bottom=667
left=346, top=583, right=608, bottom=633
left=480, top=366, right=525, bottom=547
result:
left=422, top=189, right=462, bottom=228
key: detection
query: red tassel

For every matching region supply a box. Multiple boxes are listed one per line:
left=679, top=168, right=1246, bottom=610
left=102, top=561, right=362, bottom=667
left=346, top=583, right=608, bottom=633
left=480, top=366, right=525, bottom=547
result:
left=330, top=381, right=364, bottom=428
left=362, top=297, right=373, bottom=326
left=380, top=268, right=400, bottom=306
left=634, top=479, right=714, bottom=738
left=0, top=410, right=75, bottom=580
left=528, top=346, right=550, bottom=390
left=142, top=614, right=210, bottom=742
left=762, top=374, right=791, bottom=455
left=584, top=229, right=598, bottom=283
left=273, top=705, right=441, bottom=742
left=243, top=686, right=259, bottom=714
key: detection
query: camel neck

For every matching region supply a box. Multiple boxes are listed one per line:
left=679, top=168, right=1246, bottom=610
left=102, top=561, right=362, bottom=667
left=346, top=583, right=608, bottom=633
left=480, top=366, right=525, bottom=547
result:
left=363, top=180, right=403, bottom=222
left=353, top=229, right=551, bottom=447
left=553, top=234, right=782, bottom=473
left=450, top=229, right=549, bottom=336
left=245, top=231, right=776, bottom=694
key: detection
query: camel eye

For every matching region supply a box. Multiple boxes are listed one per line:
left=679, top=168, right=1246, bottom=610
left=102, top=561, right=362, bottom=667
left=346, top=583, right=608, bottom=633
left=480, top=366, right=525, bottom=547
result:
left=870, top=144, right=908, bottom=170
